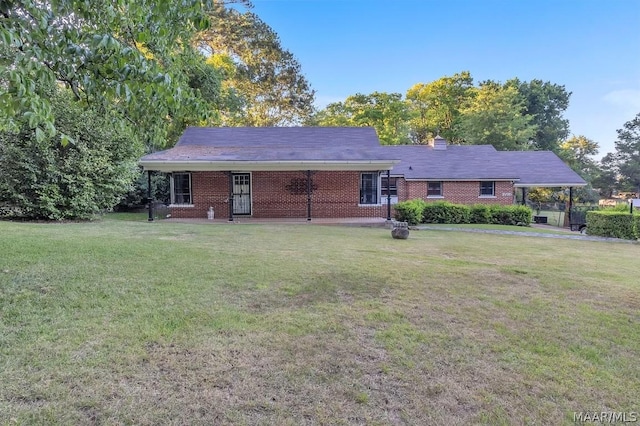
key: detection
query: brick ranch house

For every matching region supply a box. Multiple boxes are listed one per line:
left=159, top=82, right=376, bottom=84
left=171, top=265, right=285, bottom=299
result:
left=138, top=127, right=586, bottom=221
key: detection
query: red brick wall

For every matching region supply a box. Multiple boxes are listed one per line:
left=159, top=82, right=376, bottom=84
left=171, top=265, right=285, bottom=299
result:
left=403, top=180, right=514, bottom=205
left=169, top=171, right=388, bottom=219
left=168, top=172, right=515, bottom=219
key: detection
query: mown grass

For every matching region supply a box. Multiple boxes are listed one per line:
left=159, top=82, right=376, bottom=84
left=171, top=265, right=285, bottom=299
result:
left=1, top=219, right=638, bottom=425
left=419, top=223, right=571, bottom=234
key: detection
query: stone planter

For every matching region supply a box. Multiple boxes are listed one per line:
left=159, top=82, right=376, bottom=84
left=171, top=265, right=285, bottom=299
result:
left=391, top=221, right=409, bottom=239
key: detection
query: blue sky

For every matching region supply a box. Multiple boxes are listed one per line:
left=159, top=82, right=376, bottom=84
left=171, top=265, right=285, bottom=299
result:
left=247, top=0, right=640, bottom=157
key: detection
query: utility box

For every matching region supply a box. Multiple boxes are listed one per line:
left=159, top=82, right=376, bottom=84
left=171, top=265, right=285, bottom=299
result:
left=533, top=215, right=548, bottom=224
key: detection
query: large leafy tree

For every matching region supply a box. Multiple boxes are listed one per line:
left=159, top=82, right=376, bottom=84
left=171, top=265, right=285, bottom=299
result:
left=612, top=113, right=640, bottom=194
left=555, top=135, right=601, bottom=203
left=196, top=2, right=315, bottom=126
left=310, top=92, right=412, bottom=145
left=506, top=79, right=571, bottom=152
left=0, top=87, right=142, bottom=219
left=558, top=135, right=599, bottom=179
left=1, top=0, right=217, bottom=147
left=406, top=71, right=474, bottom=144
left=592, top=153, right=618, bottom=198
left=457, top=82, right=537, bottom=150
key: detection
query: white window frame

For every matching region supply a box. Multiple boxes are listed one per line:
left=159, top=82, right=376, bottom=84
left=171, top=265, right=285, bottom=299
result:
left=427, top=181, right=444, bottom=198
left=479, top=181, right=496, bottom=198
left=381, top=176, right=399, bottom=204
left=170, top=172, right=193, bottom=206
left=359, top=172, right=381, bottom=205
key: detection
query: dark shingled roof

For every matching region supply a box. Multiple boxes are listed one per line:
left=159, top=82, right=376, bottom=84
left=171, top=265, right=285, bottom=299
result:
left=496, top=151, right=587, bottom=187
left=386, top=145, right=519, bottom=180
left=140, top=127, right=587, bottom=187
left=175, top=126, right=382, bottom=148
left=141, top=126, right=395, bottom=162
left=386, top=144, right=586, bottom=186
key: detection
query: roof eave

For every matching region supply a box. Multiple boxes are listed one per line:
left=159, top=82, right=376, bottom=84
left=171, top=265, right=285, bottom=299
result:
left=139, top=159, right=400, bottom=172
left=514, top=182, right=588, bottom=188
left=404, top=178, right=520, bottom=182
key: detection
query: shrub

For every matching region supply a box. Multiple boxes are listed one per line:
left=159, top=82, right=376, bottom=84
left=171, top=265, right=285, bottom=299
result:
left=489, top=205, right=532, bottom=226
left=0, top=88, right=142, bottom=220
left=394, top=199, right=427, bottom=225
left=586, top=211, right=637, bottom=239
left=469, top=204, right=492, bottom=224
left=423, top=201, right=470, bottom=224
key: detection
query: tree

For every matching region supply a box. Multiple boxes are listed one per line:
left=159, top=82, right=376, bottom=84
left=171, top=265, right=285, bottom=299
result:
left=556, top=135, right=601, bottom=203
left=406, top=71, right=474, bottom=144
left=457, top=82, right=537, bottom=150
left=506, top=79, right=571, bottom=152
left=592, top=153, right=618, bottom=198
left=1, top=0, right=217, bottom=147
left=612, top=113, right=640, bottom=194
left=196, top=3, right=315, bottom=126
left=558, top=135, right=599, bottom=179
left=311, top=92, right=412, bottom=145
left=0, top=88, right=142, bottom=219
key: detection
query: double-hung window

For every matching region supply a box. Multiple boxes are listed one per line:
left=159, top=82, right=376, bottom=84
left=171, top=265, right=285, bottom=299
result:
left=427, top=181, right=443, bottom=197
left=360, top=173, right=379, bottom=204
left=479, top=181, right=495, bottom=197
left=381, top=176, right=398, bottom=203
left=171, top=173, right=192, bottom=205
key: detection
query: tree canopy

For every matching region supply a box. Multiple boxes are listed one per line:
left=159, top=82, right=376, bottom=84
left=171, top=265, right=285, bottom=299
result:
left=309, top=92, right=412, bottom=145
left=0, top=86, right=142, bottom=219
left=315, top=72, right=571, bottom=152
left=1, top=0, right=218, bottom=147
left=611, top=113, right=640, bottom=194
left=505, top=79, right=571, bottom=152
left=195, top=2, right=315, bottom=126
left=457, top=82, right=537, bottom=150
left=405, top=71, right=474, bottom=144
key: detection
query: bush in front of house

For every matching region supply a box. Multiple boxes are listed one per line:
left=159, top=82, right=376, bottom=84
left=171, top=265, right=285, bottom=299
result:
left=422, top=201, right=470, bottom=224
left=469, top=204, right=492, bottom=224
left=394, top=199, right=427, bottom=225
left=489, top=204, right=532, bottom=226
left=586, top=211, right=637, bottom=239
left=396, top=199, right=532, bottom=226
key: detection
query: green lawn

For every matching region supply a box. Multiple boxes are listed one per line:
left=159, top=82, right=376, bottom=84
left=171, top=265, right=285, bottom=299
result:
left=1, top=219, right=638, bottom=424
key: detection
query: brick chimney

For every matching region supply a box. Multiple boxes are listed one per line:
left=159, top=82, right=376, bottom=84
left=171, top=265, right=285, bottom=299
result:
left=429, top=135, right=447, bottom=150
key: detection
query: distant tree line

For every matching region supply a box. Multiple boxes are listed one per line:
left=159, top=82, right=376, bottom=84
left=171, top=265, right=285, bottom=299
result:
left=309, top=72, right=639, bottom=204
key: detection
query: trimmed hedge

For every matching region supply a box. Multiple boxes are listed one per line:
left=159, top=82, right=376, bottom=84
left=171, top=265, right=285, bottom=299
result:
left=395, top=199, right=532, bottom=226
left=423, top=202, right=470, bottom=224
left=586, top=211, right=638, bottom=239
left=469, top=204, right=492, bottom=224
left=393, top=199, right=427, bottom=225
left=489, top=205, right=532, bottom=225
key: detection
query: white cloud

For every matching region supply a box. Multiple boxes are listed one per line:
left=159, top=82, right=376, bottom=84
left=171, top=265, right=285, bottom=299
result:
left=602, top=89, right=640, bottom=111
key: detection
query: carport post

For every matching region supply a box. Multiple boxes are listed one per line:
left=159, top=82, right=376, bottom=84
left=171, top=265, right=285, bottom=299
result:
left=568, top=187, right=574, bottom=226
left=147, top=170, right=153, bottom=222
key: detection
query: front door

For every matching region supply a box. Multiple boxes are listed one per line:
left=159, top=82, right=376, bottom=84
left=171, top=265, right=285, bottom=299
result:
left=232, top=173, right=251, bottom=215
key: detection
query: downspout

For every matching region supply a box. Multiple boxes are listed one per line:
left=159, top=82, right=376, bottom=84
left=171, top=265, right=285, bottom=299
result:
left=306, top=170, right=312, bottom=221
left=147, top=170, right=153, bottom=222
left=387, top=170, right=391, bottom=221
left=228, top=172, right=234, bottom=222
